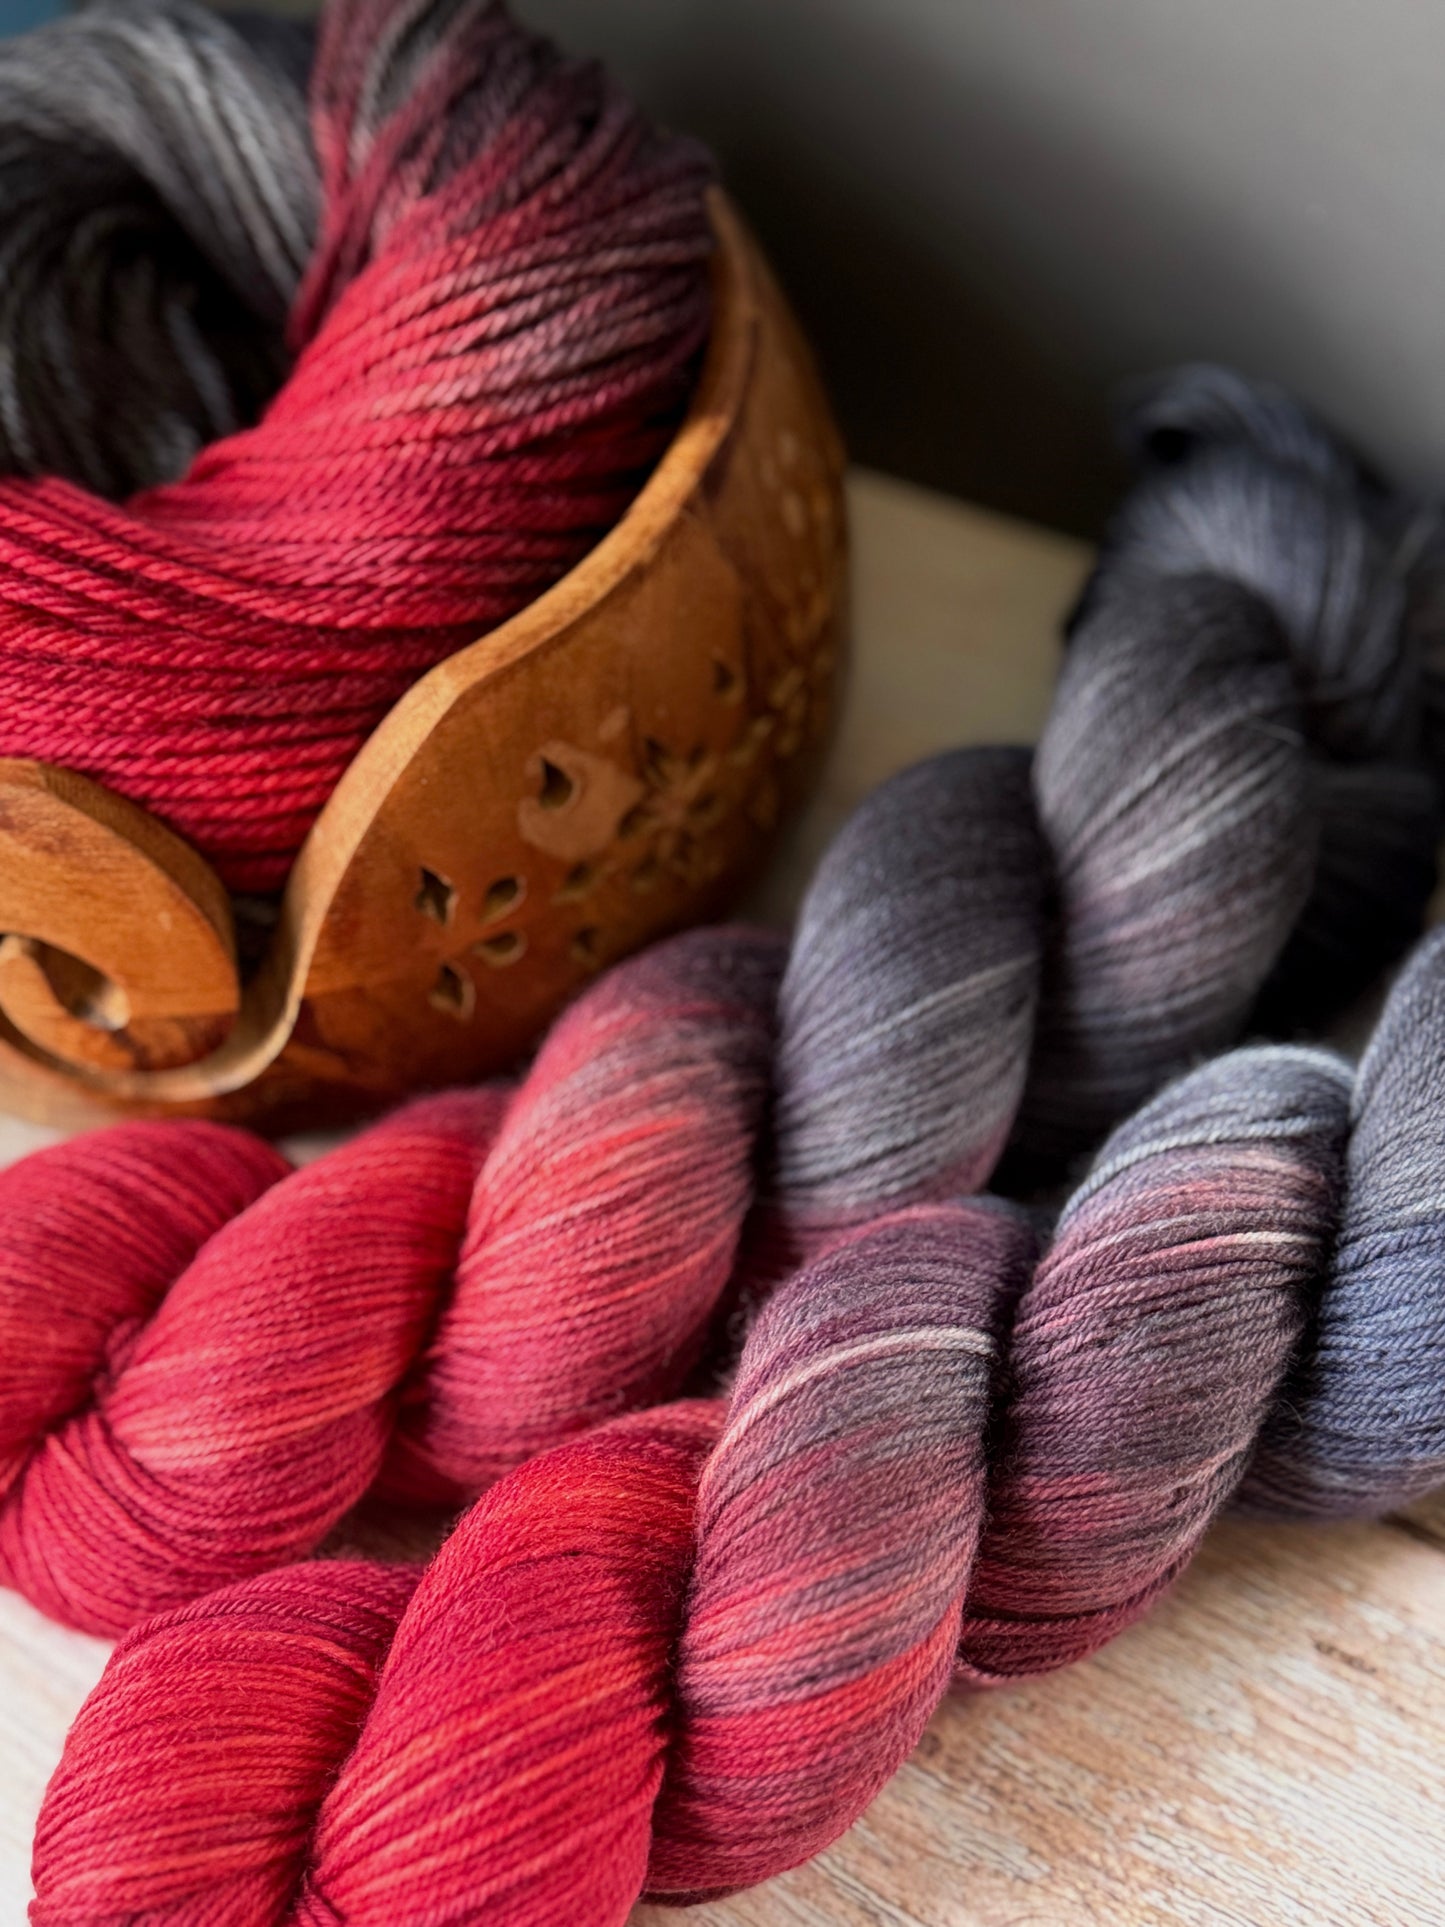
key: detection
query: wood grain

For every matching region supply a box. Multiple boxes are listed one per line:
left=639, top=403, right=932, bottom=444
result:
left=2, top=470, right=1441, bottom=1927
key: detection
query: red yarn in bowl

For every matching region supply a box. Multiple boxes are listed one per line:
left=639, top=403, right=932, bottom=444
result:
left=0, top=0, right=713, bottom=893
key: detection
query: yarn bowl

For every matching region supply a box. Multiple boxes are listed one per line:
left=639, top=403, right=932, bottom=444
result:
left=0, top=191, right=847, bottom=1130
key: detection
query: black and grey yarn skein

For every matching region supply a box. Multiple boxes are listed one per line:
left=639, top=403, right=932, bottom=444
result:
left=771, top=364, right=1445, bottom=1221
left=0, top=0, right=316, bottom=496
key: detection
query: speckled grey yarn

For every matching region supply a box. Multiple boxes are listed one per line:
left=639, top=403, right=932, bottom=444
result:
left=1020, top=364, right=1440, bottom=1162
left=1103, top=449, right=1412, bottom=757
left=953, top=1040, right=1353, bottom=1681
left=0, top=0, right=317, bottom=495
left=1002, top=920, right=1445, bottom=1542
left=771, top=365, right=1441, bottom=1228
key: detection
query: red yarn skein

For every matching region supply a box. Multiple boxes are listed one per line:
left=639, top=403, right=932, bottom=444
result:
left=0, top=0, right=713, bottom=891
left=0, top=931, right=780, bottom=1635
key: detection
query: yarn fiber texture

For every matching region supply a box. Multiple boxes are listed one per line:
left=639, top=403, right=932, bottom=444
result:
left=30, top=921, right=1445, bottom=1925
left=1, top=366, right=1443, bottom=1642
left=0, top=0, right=714, bottom=890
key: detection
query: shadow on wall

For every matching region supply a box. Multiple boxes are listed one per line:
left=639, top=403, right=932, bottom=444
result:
left=712, top=136, right=1122, bottom=537
left=516, top=0, right=1445, bottom=530
left=518, top=0, right=1122, bottom=534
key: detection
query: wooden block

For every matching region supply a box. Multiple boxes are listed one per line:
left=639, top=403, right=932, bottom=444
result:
left=2, top=474, right=1439, bottom=1927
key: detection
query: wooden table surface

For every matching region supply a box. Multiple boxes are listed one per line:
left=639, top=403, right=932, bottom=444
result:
left=3, top=470, right=1442, bottom=1926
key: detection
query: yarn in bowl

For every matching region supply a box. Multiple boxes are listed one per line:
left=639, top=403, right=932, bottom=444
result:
left=0, top=0, right=848, bottom=1128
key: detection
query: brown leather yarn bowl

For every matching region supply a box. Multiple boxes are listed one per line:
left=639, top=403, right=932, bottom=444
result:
left=0, top=193, right=848, bottom=1130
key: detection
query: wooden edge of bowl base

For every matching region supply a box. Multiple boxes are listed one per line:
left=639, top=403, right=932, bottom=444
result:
left=0, top=189, right=850, bottom=1130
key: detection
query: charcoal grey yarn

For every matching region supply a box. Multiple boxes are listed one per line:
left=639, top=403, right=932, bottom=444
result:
left=773, top=364, right=1444, bottom=1216
left=0, top=0, right=317, bottom=496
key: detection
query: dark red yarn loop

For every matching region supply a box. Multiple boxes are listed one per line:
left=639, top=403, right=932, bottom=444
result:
left=0, top=0, right=713, bottom=891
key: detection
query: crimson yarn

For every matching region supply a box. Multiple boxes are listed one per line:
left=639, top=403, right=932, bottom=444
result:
left=0, top=0, right=713, bottom=891
left=2, top=365, right=1444, bottom=1642
left=0, top=934, right=780, bottom=1635
left=31, top=923, right=1445, bottom=1923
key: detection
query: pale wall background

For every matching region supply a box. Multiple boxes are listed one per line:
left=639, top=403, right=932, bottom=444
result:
left=7, top=0, right=1445, bottom=530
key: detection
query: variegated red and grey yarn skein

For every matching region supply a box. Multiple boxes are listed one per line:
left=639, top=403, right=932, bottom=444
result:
left=0, top=0, right=714, bottom=891
left=1, top=363, right=1442, bottom=1647
left=32, top=912, right=1445, bottom=1925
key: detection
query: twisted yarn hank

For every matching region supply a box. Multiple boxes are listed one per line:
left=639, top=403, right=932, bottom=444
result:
left=31, top=922, right=1445, bottom=1924
left=0, top=0, right=714, bottom=890
left=0, top=935, right=781, bottom=1632
left=1, top=365, right=1444, bottom=1642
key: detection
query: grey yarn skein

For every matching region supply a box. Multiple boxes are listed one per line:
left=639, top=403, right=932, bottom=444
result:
left=772, top=364, right=1443, bottom=1224
left=0, top=0, right=316, bottom=495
